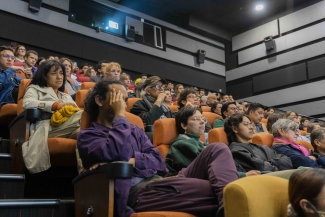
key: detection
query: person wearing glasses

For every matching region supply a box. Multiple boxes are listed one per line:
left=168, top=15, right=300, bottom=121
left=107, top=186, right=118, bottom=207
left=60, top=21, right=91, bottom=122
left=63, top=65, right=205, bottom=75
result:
left=213, top=102, right=238, bottom=128
left=177, top=88, right=211, bottom=133
left=272, top=119, right=325, bottom=168
left=247, top=102, right=268, bottom=133
left=224, top=113, right=292, bottom=175
left=0, top=45, right=22, bottom=106
left=14, top=45, right=26, bottom=63
left=130, top=76, right=174, bottom=126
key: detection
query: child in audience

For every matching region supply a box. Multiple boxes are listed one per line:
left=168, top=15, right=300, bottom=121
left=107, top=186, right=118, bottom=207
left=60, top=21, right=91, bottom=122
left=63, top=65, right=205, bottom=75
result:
left=224, top=113, right=292, bottom=173
left=288, top=168, right=325, bottom=217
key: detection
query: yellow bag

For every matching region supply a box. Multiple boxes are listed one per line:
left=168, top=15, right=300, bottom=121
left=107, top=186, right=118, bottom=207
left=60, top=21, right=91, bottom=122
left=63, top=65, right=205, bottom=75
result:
left=50, top=105, right=80, bottom=127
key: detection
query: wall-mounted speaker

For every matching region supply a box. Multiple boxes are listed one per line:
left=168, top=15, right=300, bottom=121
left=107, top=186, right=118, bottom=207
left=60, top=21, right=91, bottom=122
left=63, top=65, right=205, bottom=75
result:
left=28, top=0, right=42, bottom=12
left=197, top=49, right=206, bottom=64
left=125, top=25, right=135, bottom=42
left=264, top=36, right=275, bottom=51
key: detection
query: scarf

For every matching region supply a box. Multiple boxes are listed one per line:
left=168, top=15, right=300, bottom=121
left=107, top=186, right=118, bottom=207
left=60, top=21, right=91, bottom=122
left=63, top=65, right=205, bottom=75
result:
left=274, top=137, right=309, bottom=156
left=143, top=95, right=170, bottom=114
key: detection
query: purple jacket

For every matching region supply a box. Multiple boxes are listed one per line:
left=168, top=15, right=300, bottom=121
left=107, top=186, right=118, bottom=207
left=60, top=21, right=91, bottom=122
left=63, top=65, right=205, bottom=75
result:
left=77, top=116, right=168, bottom=217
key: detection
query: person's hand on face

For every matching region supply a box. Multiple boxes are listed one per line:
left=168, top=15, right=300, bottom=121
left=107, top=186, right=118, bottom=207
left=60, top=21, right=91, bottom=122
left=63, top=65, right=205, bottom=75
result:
left=110, top=88, right=126, bottom=117
left=156, top=92, right=166, bottom=103
left=185, top=101, right=194, bottom=107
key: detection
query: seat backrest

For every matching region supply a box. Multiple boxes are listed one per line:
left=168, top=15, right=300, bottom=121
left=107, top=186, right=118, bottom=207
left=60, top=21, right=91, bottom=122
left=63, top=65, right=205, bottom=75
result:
left=153, top=118, right=205, bottom=158
left=224, top=176, right=289, bottom=217
left=16, top=69, right=27, bottom=79
left=168, top=105, right=179, bottom=112
left=17, top=79, right=31, bottom=115
left=75, top=89, right=89, bottom=109
left=297, top=140, right=314, bottom=152
left=201, top=106, right=211, bottom=112
left=80, top=111, right=144, bottom=131
left=299, top=130, right=307, bottom=136
left=77, top=76, right=90, bottom=83
left=81, top=82, right=95, bottom=90
left=126, top=98, right=141, bottom=112
left=261, top=118, right=267, bottom=124
left=252, top=133, right=274, bottom=147
left=202, top=112, right=222, bottom=128
left=208, top=128, right=229, bottom=145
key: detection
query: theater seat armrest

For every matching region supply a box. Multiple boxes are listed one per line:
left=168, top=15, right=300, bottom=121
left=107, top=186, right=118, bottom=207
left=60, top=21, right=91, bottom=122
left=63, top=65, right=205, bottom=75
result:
left=72, top=162, right=133, bottom=184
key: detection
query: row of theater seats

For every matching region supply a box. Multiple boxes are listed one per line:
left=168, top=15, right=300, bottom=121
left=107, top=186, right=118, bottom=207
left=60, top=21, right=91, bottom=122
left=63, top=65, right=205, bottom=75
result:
left=3, top=80, right=308, bottom=216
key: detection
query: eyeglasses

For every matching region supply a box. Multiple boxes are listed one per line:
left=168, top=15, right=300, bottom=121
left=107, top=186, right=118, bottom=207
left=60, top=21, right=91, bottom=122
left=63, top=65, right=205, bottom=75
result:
left=151, top=84, right=165, bottom=90
left=289, top=126, right=299, bottom=133
left=217, top=106, right=222, bottom=109
left=191, top=116, right=207, bottom=123
left=2, top=54, right=15, bottom=60
left=228, top=107, right=238, bottom=111
left=18, top=48, right=26, bottom=51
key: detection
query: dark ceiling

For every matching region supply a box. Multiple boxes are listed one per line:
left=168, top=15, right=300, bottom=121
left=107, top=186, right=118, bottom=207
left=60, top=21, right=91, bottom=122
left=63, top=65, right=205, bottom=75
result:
left=115, top=0, right=323, bottom=40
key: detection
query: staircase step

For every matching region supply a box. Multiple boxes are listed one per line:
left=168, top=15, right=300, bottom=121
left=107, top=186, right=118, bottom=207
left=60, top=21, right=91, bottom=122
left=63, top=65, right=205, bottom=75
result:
left=0, top=138, right=10, bottom=153
left=0, top=174, right=24, bottom=199
left=0, top=199, right=75, bottom=217
left=0, top=153, right=11, bottom=174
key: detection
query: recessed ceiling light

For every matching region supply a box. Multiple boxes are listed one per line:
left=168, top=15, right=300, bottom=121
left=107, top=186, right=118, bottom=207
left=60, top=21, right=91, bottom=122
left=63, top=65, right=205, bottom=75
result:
left=255, top=5, right=264, bottom=11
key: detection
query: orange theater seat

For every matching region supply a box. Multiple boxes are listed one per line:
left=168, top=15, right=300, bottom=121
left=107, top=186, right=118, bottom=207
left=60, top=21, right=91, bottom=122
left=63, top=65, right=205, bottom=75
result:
left=261, top=118, right=267, bottom=124
left=208, top=127, right=229, bottom=145
left=297, top=140, right=314, bottom=152
left=0, top=104, right=17, bottom=126
left=126, top=98, right=141, bottom=112
left=252, top=133, right=274, bottom=147
left=201, top=106, right=211, bottom=112
left=15, top=69, right=27, bottom=79
left=153, top=118, right=204, bottom=159
left=299, top=130, right=307, bottom=136
left=80, top=82, right=95, bottom=90
left=75, top=89, right=89, bottom=109
left=168, top=105, right=179, bottom=112
left=10, top=79, right=75, bottom=174
left=202, top=112, right=222, bottom=128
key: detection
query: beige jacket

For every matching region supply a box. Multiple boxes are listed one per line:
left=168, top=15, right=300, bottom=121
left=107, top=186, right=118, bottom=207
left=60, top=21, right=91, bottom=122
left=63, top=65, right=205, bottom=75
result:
left=22, top=85, right=77, bottom=174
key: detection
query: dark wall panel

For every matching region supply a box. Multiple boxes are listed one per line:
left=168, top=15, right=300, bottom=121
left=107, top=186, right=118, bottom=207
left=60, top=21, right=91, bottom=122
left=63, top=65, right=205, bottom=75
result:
left=0, top=11, right=225, bottom=91
left=226, top=78, right=253, bottom=99
left=308, top=57, right=325, bottom=80
left=253, top=63, right=307, bottom=93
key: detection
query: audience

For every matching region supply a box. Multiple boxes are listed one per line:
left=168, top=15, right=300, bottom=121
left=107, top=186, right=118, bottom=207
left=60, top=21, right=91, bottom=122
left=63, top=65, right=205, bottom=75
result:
left=59, top=58, right=80, bottom=97
left=211, top=102, right=223, bottom=116
left=84, top=68, right=96, bottom=77
left=79, top=63, right=89, bottom=74
left=237, top=104, right=244, bottom=114
left=306, top=123, right=321, bottom=140
left=140, top=74, right=147, bottom=82
left=271, top=119, right=325, bottom=168
left=219, top=93, right=230, bottom=103
left=14, top=45, right=26, bottom=63
left=0, top=46, right=22, bottom=106
left=90, top=60, right=108, bottom=82
left=266, top=113, right=282, bottom=133
left=177, top=88, right=211, bottom=133
left=35, top=57, right=46, bottom=67
left=77, top=79, right=238, bottom=217
left=17, top=50, right=38, bottom=79
left=22, top=60, right=82, bottom=173
left=288, top=168, right=325, bottom=217
left=206, top=93, right=218, bottom=107
left=213, top=102, right=238, bottom=128
left=163, top=89, right=173, bottom=106
left=224, top=113, right=292, bottom=174
left=247, top=103, right=268, bottom=133
left=105, top=62, right=121, bottom=80
left=131, top=76, right=174, bottom=126
left=173, top=84, right=184, bottom=103
left=120, top=73, right=135, bottom=98
left=300, top=118, right=309, bottom=130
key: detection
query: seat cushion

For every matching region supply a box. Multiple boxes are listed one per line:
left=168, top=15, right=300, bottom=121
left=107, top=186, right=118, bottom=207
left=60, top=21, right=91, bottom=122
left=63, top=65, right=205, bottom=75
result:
left=208, top=128, right=229, bottom=145
left=252, top=133, right=273, bottom=147
left=48, top=138, right=77, bottom=166
left=0, top=104, right=17, bottom=125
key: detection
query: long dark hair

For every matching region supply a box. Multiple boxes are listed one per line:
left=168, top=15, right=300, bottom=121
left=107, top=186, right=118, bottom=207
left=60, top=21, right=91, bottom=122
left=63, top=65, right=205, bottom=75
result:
left=289, top=168, right=325, bottom=217
left=175, top=106, right=201, bottom=135
left=266, top=113, right=282, bottom=133
left=224, top=113, right=251, bottom=144
left=30, top=60, right=66, bottom=92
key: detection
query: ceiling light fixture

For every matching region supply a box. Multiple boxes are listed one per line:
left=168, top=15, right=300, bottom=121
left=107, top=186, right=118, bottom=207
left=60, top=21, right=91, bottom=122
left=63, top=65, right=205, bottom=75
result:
left=255, top=5, right=264, bottom=11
